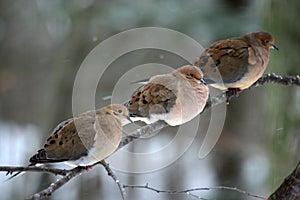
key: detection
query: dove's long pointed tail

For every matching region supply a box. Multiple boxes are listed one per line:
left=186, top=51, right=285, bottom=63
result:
left=4, top=163, right=36, bottom=182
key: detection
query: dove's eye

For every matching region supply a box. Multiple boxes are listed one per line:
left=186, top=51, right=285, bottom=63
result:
left=265, top=39, right=270, bottom=44
left=113, top=109, right=123, bottom=116
left=190, top=73, right=194, bottom=77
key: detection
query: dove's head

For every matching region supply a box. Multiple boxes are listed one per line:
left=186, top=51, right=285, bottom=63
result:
left=175, top=65, right=206, bottom=84
left=245, top=32, right=278, bottom=51
left=105, top=104, right=132, bottom=124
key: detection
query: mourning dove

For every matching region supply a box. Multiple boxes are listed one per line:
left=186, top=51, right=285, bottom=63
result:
left=125, top=65, right=209, bottom=126
left=193, top=32, right=278, bottom=94
left=29, top=104, right=130, bottom=166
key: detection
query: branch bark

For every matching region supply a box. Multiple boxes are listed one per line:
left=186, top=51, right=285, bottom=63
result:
left=0, top=166, right=68, bottom=176
left=26, top=161, right=127, bottom=200
left=268, top=161, right=300, bottom=200
left=100, top=160, right=126, bottom=200
left=27, top=166, right=86, bottom=200
left=123, top=184, right=266, bottom=199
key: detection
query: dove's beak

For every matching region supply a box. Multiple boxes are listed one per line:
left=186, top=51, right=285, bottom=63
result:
left=200, top=78, right=207, bottom=85
left=272, top=44, right=279, bottom=51
left=126, top=116, right=133, bottom=123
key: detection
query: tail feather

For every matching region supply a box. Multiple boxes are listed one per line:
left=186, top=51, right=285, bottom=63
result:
left=29, top=149, right=67, bottom=163
left=4, top=163, right=35, bottom=182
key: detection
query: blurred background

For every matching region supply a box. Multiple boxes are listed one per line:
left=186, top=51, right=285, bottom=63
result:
left=0, top=0, right=299, bottom=199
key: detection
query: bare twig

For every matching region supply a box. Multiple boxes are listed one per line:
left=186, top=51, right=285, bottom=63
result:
left=123, top=184, right=267, bottom=200
left=268, top=161, right=300, bottom=200
left=100, top=161, right=126, bottom=200
left=26, top=161, right=126, bottom=200
left=27, top=166, right=86, bottom=200
left=252, top=73, right=300, bottom=87
left=26, top=161, right=99, bottom=199
left=204, top=73, right=300, bottom=110
left=118, top=121, right=168, bottom=148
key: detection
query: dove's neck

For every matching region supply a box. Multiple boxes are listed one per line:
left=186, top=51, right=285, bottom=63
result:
left=255, top=46, right=269, bottom=69
left=242, top=34, right=261, bottom=47
left=241, top=35, right=269, bottom=68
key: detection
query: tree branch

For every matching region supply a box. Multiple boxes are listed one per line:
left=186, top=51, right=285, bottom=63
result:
left=0, top=166, right=68, bottom=176
left=252, top=73, right=300, bottom=87
left=268, top=161, right=300, bottom=200
left=118, top=121, right=168, bottom=148
left=204, top=73, right=300, bottom=110
left=123, top=184, right=266, bottom=200
left=100, top=160, right=126, bottom=200
left=27, top=166, right=86, bottom=200
left=25, top=161, right=126, bottom=200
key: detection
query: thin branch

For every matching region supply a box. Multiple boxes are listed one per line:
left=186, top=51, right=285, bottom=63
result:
left=252, top=73, right=300, bottom=87
left=123, top=184, right=266, bottom=200
left=26, top=161, right=99, bottom=199
left=26, top=161, right=125, bottom=200
left=118, top=121, right=168, bottom=148
left=268, top=161, right=300, bottom=200
left=27, top=166, right=86, bottom=200
left=0, top=166, right=68, bottom=176
left=204, top=73, right=300, bottom=110
left=100, top=160, right=125, bottom=200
